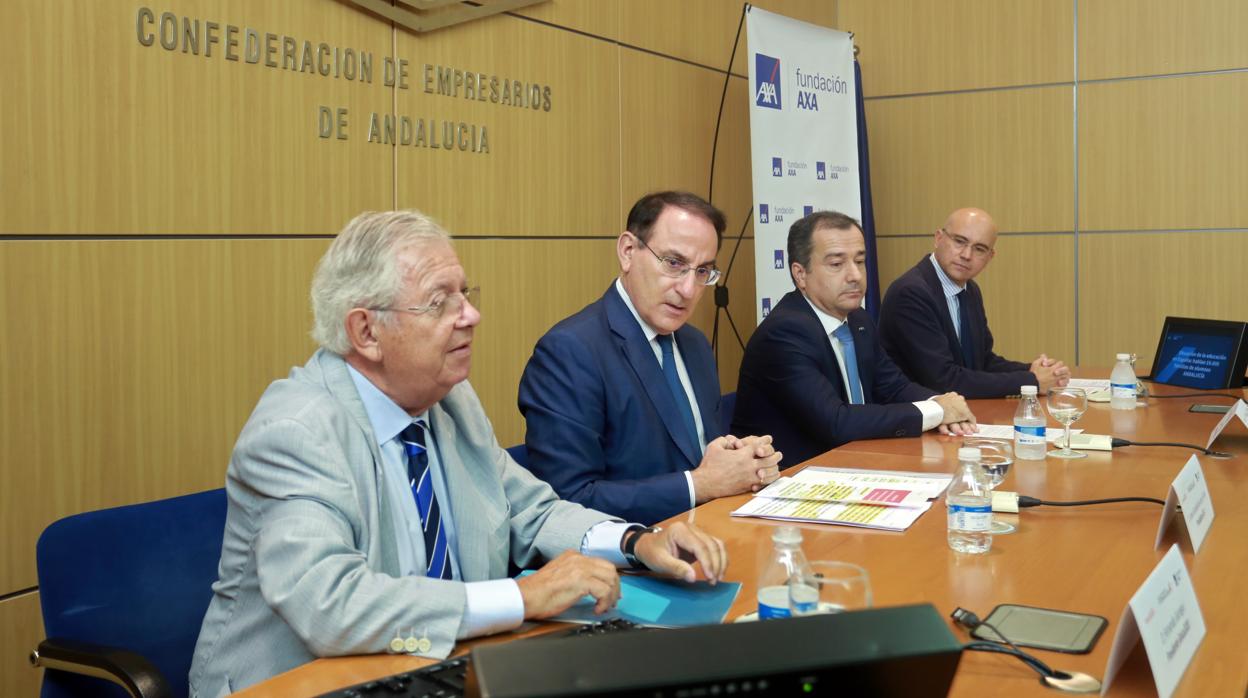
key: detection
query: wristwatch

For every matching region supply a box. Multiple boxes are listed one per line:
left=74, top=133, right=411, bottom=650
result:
left=621, top=525, right=662, bottom=569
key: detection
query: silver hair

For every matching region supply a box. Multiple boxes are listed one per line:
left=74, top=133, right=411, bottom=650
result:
left=310, top=210, right=451, bottom=355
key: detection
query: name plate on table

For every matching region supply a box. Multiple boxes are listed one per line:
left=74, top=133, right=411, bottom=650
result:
left=1204, top=398, right=1248, bottom=449
left=1102, top=544, right=1206, bottom=698
left=1155, top=455, right=1215, bottom=552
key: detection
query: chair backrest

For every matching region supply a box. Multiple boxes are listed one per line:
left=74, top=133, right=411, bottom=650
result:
left=720, top=391, right=737, bottom=436
left=36, top=488, right=228, bottom=698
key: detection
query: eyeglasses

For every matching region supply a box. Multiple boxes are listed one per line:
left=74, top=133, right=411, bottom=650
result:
left=636, top=236, right=721, bottom=286
left=940, top=228, right=993, bottom=258
left=371, top=286, right=480, bottom=320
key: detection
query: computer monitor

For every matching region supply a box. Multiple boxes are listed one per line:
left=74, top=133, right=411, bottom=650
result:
left=1149, top=316, right=1248, bottom=390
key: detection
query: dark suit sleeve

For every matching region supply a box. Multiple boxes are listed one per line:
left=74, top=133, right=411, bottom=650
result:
left=882, top=282, right=1035, bottom=399
left=518, top=330, right=690, bottom=524
left=753, top=316, right=924, bottom=448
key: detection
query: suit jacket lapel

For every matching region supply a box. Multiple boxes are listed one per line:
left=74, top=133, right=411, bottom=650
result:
left=426, top=402, right=495, bottom=582
left=916, top=257, right=964, bottom=360
left=605, top=288, right=702, bottom=467
left=785, top=292, right=851, bottom=402
left=314, top=350, right=403, bottom=576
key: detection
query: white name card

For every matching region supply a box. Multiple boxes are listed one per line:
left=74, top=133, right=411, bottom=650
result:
left=1204, top=398, right=1248, bottom=450
left=1101, top=544, right=1206, bottom=698
left=1155, top=455, right=1215, bottom=552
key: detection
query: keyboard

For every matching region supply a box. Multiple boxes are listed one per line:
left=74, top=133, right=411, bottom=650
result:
left=317, top=618, right=648, bottom=698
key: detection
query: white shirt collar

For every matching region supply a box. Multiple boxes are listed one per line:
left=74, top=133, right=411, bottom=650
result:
left=801, top=292, right=848, bottom=337
left=346, top=363, right=428, bottom=447
left=929, top=253, right=965, bottom=297
left=615, top=277, right=660, bottom=342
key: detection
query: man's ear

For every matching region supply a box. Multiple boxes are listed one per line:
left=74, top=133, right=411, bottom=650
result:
left=345, top=308, right=384, bottom=362
left=617, top=231, right=636, bottom=274
left=791, top=262, right=807, bottom=291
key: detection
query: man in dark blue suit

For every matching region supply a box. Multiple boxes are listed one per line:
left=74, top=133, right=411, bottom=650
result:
left=733, top=211, right=978, bottom=467
left=519, top=192, right=782, bottom=524
left=879, top=208, right=1070, bottom=398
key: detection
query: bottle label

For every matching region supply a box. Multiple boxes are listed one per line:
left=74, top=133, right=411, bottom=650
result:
left=1111, top=382, right=1136, bottom=399
left=1014, top=424, right=1046, bottom=446
left=948, top=504, right=992, bottom=532
left=757, top=601, right=791, bottom=619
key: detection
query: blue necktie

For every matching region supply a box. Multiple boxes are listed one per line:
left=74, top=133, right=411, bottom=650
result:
left=656, top=334, right=700, bottom=451
left=400, top=421, right=451, bottom=580
left=956, top=290, right=975, bottom=369
left=832, top=323, right=865, bottom=404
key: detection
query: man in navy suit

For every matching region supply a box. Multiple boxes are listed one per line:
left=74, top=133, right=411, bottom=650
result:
left=519, top=192, right=782, bottom=524
left=732, top=211, right=978, bottom=467
left=879, top=208, right=1070, bottom=398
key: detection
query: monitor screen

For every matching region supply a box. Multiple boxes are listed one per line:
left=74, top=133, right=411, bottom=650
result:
left=1150, top=317, right=1248, bottom=390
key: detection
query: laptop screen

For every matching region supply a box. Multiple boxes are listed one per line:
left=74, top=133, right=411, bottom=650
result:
left=1150, top=317, right=1248, bottom=390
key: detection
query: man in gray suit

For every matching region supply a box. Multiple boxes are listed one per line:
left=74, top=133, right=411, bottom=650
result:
left=189, top=211, right=727, bottom=697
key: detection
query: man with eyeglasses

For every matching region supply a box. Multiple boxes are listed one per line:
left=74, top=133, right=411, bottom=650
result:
left=732, top=211, right=978, bottom=467
left=878, top=207, right=1071, bottom=398
left=518, top=191, right=783, bottom=525
left=190, top=210, right=727, bottom=696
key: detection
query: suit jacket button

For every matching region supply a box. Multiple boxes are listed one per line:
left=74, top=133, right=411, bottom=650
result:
left=895, top=430, right=905, bottom=436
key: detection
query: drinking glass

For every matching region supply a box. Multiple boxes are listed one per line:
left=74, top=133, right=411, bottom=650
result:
left=788, top=562, right=872, bottom=615
left=1047, top=388, right=1088, bottom=459
left=962, top=436, right=1015, bottom=534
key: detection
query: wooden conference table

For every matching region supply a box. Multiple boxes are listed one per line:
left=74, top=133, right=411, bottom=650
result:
left=238, top=379, right=1248, bottom=697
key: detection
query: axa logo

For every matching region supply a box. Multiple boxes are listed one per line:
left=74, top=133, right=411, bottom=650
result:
left=759, top=204, right=770, bottom=224
left=816, top=162, right=826, bottom=180
left=755, top=54, right=781, bottom=109
left=771, top=157, right=782, bottom=177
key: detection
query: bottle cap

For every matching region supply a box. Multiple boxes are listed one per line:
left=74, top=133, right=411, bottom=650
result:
left=958, top=447, right=982, bottom=462
left=772, top=525, right=803, bottom=545
left=1020, top=385, right=1037, bottom=395
left=1116, top=353, right=1131, bottom=361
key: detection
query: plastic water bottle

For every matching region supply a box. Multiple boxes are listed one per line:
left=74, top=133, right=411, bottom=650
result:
left=1014, top=385, right=1047, bottom=461
left=757, top=526, right=811, bottom=619
left=1111, top=353, right=1137, bottom=410
left=946, top=447, right=993, bottom=554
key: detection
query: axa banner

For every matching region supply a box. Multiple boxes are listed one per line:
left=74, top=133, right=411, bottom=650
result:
left=747, top=7, right=860, bottom=324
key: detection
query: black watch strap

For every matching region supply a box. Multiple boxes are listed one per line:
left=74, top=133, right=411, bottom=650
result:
left=622, top=525, right=661, bottom=569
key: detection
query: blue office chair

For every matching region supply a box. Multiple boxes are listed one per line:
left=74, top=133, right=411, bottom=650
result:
left=720, top=391, right=737, bottom=436
left=31, top=488, right=228, bottom=698
left=506, top=443, right=530, bottom=469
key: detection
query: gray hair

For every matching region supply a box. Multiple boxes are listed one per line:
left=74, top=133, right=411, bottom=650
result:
left=311, top=210, right=451, bottom=355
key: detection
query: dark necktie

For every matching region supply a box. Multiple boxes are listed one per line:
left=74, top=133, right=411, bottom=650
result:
left=656, top=334, right=700, bottom=451
left=956, top=290, right=976, bottom=369
left=832, top=323, right=865, bottom=404
left=400, top=421, right=451, bottom=580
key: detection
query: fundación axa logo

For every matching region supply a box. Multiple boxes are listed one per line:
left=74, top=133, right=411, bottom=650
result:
left=755, top=54, right=782, bottom=109
left=759, top=204, right=770, bottom=224
left=772, top=157, right=783, bottom=177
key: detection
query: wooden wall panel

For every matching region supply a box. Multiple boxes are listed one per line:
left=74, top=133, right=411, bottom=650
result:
left=0, top=593, right=42, bottom=698
left=510, top=0, right=619, bottom=40
left=393, top=13, right=621, bottom=236
left=1079, top=0, right=1248, bottom=81
left=876, top=235, right=1077, bottom=368
left=1078, top=72, right=1248, bottom=232
left=865, top=86, right=1074, bottom=236
left=618, top=50, right=753, bottom=241
left=620, top=1, right=836, bottom=74
left=1078, top=233, right=1248, bottom=369
left=840, top=0, right=1072, bottom=97
left=0, top=239, right=328, bottom=591
left=0, top=0, right=394, bottom=235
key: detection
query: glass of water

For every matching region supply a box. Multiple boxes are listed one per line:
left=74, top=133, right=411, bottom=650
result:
left=962, top=436, right=1015, bottom=534
left=788, top=561, right=872, bottom=615
left=1047, top=388, right=1088, bottom=459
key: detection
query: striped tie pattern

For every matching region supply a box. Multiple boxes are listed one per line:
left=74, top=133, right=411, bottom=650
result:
left=400, top=421, right=451, bottom=580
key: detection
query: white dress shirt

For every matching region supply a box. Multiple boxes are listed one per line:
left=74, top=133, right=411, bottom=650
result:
left=347, top=365, right=634, bottom=640
left=800, top=294, right=944, bottom=431
left=615, top=278, right=705, bottom=509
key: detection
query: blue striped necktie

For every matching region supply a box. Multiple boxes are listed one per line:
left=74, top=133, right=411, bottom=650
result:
left=832, top=323, right=865, bottom=405
left=400, top=421, right=451, bottom=580
left=656, top=333, right=700, bottom=452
